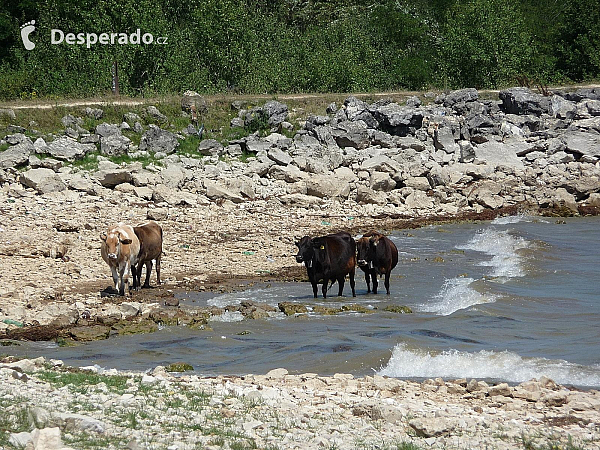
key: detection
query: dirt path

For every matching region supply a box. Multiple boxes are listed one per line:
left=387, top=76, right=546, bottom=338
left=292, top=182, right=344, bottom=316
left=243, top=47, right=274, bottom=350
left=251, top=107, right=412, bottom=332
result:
left=3, top=84, right=600, bottom=110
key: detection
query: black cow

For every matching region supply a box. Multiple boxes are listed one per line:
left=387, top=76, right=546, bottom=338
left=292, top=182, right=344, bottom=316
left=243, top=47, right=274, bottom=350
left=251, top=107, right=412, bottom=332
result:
left=356, top=231, right=398, bottom=294
left=295, top=231, right=356, bottom=298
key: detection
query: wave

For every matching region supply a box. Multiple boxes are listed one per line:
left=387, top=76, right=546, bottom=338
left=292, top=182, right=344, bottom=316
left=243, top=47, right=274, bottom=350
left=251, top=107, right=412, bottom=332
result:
left=378, top=343, right=600, bottom=388
left=491, top=214, right=528, bottom=225
left=458, top=228, right=529, bottom=278
left=420, top=277, right=495, bottom=316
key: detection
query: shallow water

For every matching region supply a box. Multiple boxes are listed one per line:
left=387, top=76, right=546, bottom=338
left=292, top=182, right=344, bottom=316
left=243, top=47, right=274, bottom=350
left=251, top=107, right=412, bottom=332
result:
left=11, top=216, right=600, bottom=388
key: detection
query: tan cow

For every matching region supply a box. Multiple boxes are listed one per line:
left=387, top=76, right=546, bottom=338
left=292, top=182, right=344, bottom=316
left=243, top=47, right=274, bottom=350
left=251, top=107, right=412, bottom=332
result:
left=100, top=223, right=140, bottom=296
left=132, top=221, right=163, bottom=289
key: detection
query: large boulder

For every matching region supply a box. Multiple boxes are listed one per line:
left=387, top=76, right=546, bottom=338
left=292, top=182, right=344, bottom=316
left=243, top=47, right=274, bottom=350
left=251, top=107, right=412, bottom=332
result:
left=95, top=122, right=121, bottom=137
left=371, top=103, right=423, bottom=135
left=20, top=168, right=67, bottom=193
left=267, top=147, right=292, bottom=166
left=100, top=134, right=131, bottom=157
left=306, top=174, right=351, bottom=198
left=331, top=121, right=370, bottom=149
left=263, top=100, right=289, bottom=127
left=370, top=171, right=396, bottom=191
left=94, top=169, right=133, bottom=187
left=197, top=139, right=224, bottom=157
left=549, top=95, right=577, bottom=120
left=562, top=131, right=600, bottom=159
left=139, top=125, right=179, bottom=154
left=181, top=90, right=208, bottom=114
left=499, top=87, right=550, bottom=116
left=473, top=139, right=526, bottom=170
left=145, top=106, right=168, bottom=123
left=46, top=137, right=95, bottom=161
left=204, top=180, right=245, bottom=203
left=0, top=139, right=35, bottom=169
left=443, top=88, right=479, bottom=107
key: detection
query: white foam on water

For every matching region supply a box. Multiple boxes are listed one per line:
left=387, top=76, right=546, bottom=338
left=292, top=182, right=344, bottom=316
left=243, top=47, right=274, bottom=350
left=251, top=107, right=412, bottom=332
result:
left=420, top=277, right=495, bottom=316
left=207, top=288, right=279, bottom=309
left=209, top=311, right=244, bottom=323
left=378, top=343, right=600, bottom=388
left=491, top=214, right=528, bottom=225
left=458, top=228, right=529, bottom=278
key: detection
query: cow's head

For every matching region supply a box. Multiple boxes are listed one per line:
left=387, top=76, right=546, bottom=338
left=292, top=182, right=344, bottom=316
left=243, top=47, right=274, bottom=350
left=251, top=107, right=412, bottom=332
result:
left=310, top=237, right=329, bottom=267
left=295, top=236, right=313, bottom=264
left=100, top=230, right=132, bottom=260
left=356, top=234, right=382, bottom=268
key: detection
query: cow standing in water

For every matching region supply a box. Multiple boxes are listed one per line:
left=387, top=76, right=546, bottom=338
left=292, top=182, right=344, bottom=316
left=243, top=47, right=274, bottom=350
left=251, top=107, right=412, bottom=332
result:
left=133, top=221, right=163, bottom=289
left=295, top=231, right=356, bottom=298
left=356, top=231, right=398, bottom=295
left=100, top=224, right=140, bottom=296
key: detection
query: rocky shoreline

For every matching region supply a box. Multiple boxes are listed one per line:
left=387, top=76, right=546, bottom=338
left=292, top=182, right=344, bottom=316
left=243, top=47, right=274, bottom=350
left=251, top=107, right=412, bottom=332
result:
left=1, top=356, right=599, bottom=449
left=1, top=86, right=599, bottom=339
left=1, top=87, right=600, bottom=448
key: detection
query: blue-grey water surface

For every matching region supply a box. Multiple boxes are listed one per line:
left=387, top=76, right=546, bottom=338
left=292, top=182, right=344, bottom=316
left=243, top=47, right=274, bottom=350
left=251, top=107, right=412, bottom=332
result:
left=11, top=216, right=600, bottom=387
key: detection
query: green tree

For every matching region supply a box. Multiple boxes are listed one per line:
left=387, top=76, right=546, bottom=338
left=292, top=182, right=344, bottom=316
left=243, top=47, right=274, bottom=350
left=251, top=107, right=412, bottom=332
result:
left=439, top=0, right=534, bottom=88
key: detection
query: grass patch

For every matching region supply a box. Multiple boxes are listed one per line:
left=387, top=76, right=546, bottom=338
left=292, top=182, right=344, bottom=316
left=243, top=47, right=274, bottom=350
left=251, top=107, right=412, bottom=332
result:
left=69, top=151, right=101, bottom=172
left=62, top=431, right=126, bottom=450
left=177, top=134, right=203, bottom=157
left=36, top=370, right=129, bottom=395
left=0, top=398, right=30, bottom=448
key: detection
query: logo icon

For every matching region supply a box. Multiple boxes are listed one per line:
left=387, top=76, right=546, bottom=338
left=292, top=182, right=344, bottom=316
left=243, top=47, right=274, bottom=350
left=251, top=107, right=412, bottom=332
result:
left=20, top=20, right=36, bottom=50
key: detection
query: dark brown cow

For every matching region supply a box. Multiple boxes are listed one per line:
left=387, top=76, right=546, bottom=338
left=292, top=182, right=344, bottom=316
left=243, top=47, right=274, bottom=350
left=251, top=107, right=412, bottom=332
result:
left=295, top=231, right=356, bottom=298
left=356, top=231, right=398, bottom=295
left=132, top=221, right=163, bottom=289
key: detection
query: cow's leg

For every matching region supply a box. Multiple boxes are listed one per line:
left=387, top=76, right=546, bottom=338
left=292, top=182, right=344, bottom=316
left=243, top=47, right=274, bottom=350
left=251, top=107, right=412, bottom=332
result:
left=364, top=271, right=371, bottom=293
left=322, top=279, right=328, bottom=299
left=111, top=266, right=119, bottom=293
left=118, top=266, right=126, bottom=296
left=311, top=280, right=318, bottom=298
left=337, top=276, right=345, bottom=297
left=156, top=254, right=162, bottom=285
left=372, top=272, right=378, bottom=294
left=384, top=271, right=391, bottom=295
left=131, top=263, right=139, bottom=290
left=349, top=268, right=356, bottom=297
left=121, top=262, right=132, bottom=296
left=143, top=260, right=153, bottom=288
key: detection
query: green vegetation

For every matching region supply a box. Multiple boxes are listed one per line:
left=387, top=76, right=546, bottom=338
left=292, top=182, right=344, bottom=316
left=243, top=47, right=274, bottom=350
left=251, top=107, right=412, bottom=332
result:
left=0, top=397, right=29, bottom=448
left=1, top=0, right=599, bottom=100
left=36, top=369, right=130, bottom=394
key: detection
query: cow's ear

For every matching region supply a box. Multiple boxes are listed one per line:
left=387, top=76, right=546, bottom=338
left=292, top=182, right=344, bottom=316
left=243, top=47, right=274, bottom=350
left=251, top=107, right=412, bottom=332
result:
left=100, top=233, right=107, bottom=242
left=120, top=238, right=132, bottom=245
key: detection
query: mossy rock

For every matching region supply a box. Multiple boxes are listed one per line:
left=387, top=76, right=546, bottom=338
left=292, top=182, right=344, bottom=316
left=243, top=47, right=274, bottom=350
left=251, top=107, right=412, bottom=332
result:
left=165, top=362, right=194, bottom=372
left=383, top=305, right=413, bottom=314
left=432, top=256, right=445, bottom=263
left=68, top=325, right=111, bottom=341
left=111, top=319, right=159, bottom=336
left=341, top=304, right=374, bottom=314
left=278, top=302, right=308, bottom=316
left=245, top=309, right=270, bottom=319
left=312, top=305, right=342, bottom=315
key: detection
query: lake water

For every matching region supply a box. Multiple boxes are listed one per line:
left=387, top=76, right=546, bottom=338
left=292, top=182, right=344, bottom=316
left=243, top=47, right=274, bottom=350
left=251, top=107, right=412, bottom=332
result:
left=11, top=216, right=600, bottom=388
